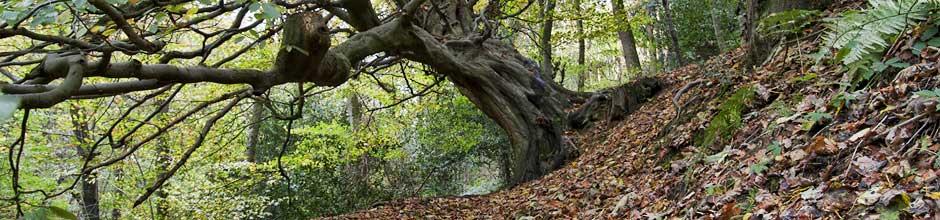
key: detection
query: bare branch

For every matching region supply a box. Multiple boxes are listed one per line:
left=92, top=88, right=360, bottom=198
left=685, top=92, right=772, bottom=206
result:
left=132, top=91, right=247, bottom=207
left=82, top=89, right=248, bottom=173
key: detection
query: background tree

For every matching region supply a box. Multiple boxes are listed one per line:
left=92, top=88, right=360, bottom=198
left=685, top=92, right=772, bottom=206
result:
left=612, top=0, right=642, bottom=71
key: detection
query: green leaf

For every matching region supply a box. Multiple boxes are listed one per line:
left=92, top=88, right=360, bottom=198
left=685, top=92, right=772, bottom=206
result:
left=749, top=159, right=769, bottom=175
left=1, top=10, right=20, bottom=25
left=873, top=60, right=888, bottom=72
left=835, top=41, right=856, bottom=63
left=47, top=206, right=78, bottom=220
left=913, top=41, right=926, bottom=54
left=72, top=0, right=90, bottom=10
left=922, top=26, right=938, bottom=40
left=260, top=2, right=281, bottom=20
left=0, top=94, right=20, bottom=123
left=705, top=151, right=729, bottom=164
left=801, top=111, right=832, bottom=131
left=185, top=7, right=198, bottom=18
left=914, top=88, right=940, bottom=98
left=23, top=207, right=52, bottom=220
left=928, top=37, right=940, bottom=47
left=767, top=141, right=782, bottom=156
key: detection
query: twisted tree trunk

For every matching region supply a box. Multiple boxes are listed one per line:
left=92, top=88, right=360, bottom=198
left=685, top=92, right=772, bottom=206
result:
left=1, top=0, right=654, bottom=186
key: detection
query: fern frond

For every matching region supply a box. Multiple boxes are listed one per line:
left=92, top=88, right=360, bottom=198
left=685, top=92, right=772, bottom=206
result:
left=821, top=0, right=935, bottom=64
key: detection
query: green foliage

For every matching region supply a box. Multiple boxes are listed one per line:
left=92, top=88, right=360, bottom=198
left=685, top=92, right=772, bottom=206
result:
left=758, top=10, right=821, bottom=37
left=915, top=88, right=940, bottom=98
left=767, top=141, right=782, bottom=156
left=23, top=206, right=77, bottom=220
left=820, top=0, right=937, bottom=65
left=696, top=87, right=756, bottom=149
left=748, top=159, right=770, bottom=174
left=667, top=0, right=741, bottom=58
left=801, top=111, right=833, bottom=131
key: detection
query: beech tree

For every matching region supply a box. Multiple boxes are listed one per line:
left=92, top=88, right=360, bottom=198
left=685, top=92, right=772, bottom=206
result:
left=0, top=0, right=634, bottom=210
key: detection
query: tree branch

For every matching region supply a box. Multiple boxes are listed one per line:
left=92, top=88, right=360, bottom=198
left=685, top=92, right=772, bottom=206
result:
left=87, top=0, right=160, bottom=52
left=132, top=92, right=246, bottom=207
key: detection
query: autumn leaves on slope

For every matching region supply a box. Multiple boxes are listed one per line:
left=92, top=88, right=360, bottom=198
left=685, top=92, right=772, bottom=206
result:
left=334, top=34, right=940, bottom=220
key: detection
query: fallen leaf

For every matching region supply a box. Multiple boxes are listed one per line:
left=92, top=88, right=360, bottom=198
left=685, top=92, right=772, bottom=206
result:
left=800, top=187, right=823, bottom=201
left=857, top=187, right=882, bottom=206
left=848, top=128, right=872, bottom=142
left=853, top=156, right=884, bottom=175
left=787, top=149, right=808, bottom=162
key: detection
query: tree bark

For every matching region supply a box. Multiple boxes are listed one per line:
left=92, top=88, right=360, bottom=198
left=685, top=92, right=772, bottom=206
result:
left=709, top=0, right=726, bottom=52
left=660, top=0, right=683, bottom=68
left=246, top=99, right=263, bottom=162
left=612, top=0, right=642, bottom=71
left=575, top=0, right=587, bottom=92
left=68, top=106, right=99, bottom=220
left=346, top=92, right=371, bottom=188
left=645, top=5, right=663, bottom=73
left=539, top=0, right=557, bottom=79
left=742, top=0, right=762, bottom=69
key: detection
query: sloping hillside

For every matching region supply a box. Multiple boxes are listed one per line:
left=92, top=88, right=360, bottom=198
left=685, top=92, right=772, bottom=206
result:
left=329, top=2, right=940, bottom=219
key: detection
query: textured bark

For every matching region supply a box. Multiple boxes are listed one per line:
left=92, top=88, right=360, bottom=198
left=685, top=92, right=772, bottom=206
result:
left=575, top=0, right=586, bottom=92
left=660, top=0, right=683, bottom=67
left=246, top=100, right=263, bottom=162
left=409, top=38, right=574, bottom=184
left=742, top=0, right=762, bottom=69
left=539, top=0, right=557, bottom=79
left=568, top=79, right=662, bottom=129
left=612, top=0, right=642, bottom=71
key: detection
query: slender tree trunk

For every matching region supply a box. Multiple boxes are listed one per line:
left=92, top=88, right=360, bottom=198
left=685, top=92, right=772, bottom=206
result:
left=68, top=106, right=100, bottom=220
left=742, top=0, right=761, bottom=69
left=575, top=0, right=587, bottom=91
left=645, top=4, right=662, bottom=73
left=660, top=0, right=683, bottom=67
left=710, top=0, right=725, bottom=52
left=612, top=0, right=642, bottom=72
left=246, top=100, right=263, bottom=162
left=154, top=99, right=171, bottom=220
left=79, top=175, right=100, bottom=220
left=346, top=93, right=371, bottom=188
left=347, top=93, right=362, bottom=131
left=539, top=0, right=557, bottom=79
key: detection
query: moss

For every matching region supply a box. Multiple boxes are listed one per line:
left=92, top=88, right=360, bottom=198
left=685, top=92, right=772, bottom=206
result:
left=694, top=86, right=757, bottom=149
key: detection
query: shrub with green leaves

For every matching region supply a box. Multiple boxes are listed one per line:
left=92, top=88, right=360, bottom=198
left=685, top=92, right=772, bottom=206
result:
left=819, top=0, right=939, bottom=65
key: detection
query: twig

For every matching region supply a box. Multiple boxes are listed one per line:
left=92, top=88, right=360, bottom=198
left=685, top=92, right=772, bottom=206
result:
left=132, top=92, right=247, bottom=207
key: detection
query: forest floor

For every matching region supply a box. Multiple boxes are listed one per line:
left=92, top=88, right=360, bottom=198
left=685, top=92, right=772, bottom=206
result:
left=328, top=2, right=940, bottom=219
